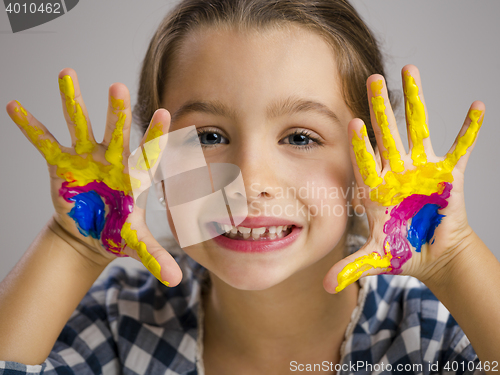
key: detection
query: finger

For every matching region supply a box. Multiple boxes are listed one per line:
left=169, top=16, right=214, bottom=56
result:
left=121, top=217, right=182, bottom=287
left=443, top=101, right=485, bottom=173
left=324, top=243, right=393, bottom=294
left=367, top=75, right=406, bottom=173
left=349, top=118, right=383, bottom=190
left=6, top=100, right=64, bottom=162
left=102, top=84, right=132, bottom=174
left=58, top=68, right=96, bottom=154
left=137, top=109, right=171, bottom=171
left=140, top=109, right=171, bottom=146
left=402, top=65, right=435, bottom=166
left=127, top=109, right=171, bottom=209
left=102, top=83, right=132, bottom=154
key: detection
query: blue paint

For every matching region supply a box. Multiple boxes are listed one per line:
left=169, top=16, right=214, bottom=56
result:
left=68, top=190, right=105, bottom=239
left=407, top=203, right=444, bottom=253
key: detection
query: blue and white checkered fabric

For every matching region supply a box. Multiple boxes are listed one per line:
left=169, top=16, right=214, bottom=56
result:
left=0, top=251, right=483, bottom=375
left=339, top=275, right=483, bottom=375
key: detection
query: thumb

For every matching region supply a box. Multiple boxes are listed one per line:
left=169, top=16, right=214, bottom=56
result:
left=121, top=214, right=183, bottom=287
left=323, top=241, right=394, bottom=294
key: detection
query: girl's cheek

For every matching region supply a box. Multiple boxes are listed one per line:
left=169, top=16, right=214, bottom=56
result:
left=165, top=208, right=180, bottom=245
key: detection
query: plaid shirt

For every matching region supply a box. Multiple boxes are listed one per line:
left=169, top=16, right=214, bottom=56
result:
left=0, top=248, right=483, bottom=375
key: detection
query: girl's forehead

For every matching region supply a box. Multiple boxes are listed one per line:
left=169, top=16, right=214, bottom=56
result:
left=162, top=25, right=350, bottom=121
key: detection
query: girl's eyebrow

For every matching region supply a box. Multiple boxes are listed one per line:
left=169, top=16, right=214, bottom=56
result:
left=170, top=96, right=341, bottom=126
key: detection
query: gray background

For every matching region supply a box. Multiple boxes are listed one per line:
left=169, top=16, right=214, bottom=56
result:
left=1, top=1, right=498, bottom=281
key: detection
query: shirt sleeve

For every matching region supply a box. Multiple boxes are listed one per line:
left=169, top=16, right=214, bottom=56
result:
left=0, top=274, right=121, bottom=375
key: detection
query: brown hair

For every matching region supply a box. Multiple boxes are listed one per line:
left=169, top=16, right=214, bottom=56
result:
left=133, top=0, right=396, bottom=149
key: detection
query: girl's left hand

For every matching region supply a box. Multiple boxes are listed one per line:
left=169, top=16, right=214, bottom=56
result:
left=324, top=65, right=484, bottom=293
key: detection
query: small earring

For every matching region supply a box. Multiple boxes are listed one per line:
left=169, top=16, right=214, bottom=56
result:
left=159, top=197, right=166, bottom=207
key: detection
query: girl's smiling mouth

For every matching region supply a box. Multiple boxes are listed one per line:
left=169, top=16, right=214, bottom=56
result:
left=208, top=217, right=303, bottom=253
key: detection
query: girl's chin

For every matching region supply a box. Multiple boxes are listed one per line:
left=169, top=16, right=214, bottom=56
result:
left=210, top=267, right=297, bottom=291
left=193, top=251, right=319, bottom=291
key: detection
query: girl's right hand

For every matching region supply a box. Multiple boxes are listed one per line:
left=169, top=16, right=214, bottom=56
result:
left=6, top=68, right=182, bottom=287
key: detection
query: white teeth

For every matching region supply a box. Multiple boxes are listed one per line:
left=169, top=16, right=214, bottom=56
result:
left=251, top=227, right=266, bottom=235
left=251, top=227, right=266, bottom=240
left=219, top=223, right=295, bottom=240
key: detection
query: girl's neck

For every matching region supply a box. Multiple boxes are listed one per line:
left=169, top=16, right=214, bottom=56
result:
left=202, top=239, right=360, bottom=374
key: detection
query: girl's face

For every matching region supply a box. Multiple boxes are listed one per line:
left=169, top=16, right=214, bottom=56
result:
left=162, top=25, right=356, bottom=290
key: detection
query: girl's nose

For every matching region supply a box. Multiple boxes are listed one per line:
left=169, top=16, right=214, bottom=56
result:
left=233, top=146, right=280, bottom=202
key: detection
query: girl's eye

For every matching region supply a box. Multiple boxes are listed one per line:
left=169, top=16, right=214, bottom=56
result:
left=279, top=129, right=324, bottom=150
left=287, top=133, right=312, bottom=146
left=197, top=128, right=229, bottom=147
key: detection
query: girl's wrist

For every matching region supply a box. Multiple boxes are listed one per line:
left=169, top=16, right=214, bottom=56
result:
left=420, top=230, right=500, bottom=364
left=421, top=228, right=482, bottom=294
left=0, top=217, right=111, bottom=364
left=47, top=214, right=114, bottom=270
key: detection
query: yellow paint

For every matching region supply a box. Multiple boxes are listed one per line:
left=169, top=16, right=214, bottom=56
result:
left=12, top=93, right=162, bottom=281
left=106, top=239, right=124, bottom=255
left=14, top=101, right=43, bottom=142
left=105, top=97, right=127, bottom=191
left=369, top=109, right=483, bottom=206
left=134, top=121, right=164, bottom=171
left=335, top=246, right=392, bottom=293
left=110, top=96, right=125, bottom=110
left=12, top=98, right=133, bottom=194
left=58, top=75, right=95, bottom=155
left=442, top=109, right=483, bottom=169
left=342, top=77, right=484, bottom=291
left=353, top=77, right=483, bottom=206
left=121, top=222, right=169, bottom=286
left=371, top=80, right=405, bottom=173
left=352, top=125, right=383, bottom=188
left=404, top=72, right=429, bottom=166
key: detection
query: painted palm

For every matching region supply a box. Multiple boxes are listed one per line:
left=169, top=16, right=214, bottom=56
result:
left=10, top=74, right=169, bottom=286
left=334, top=69, right=483, bottom=292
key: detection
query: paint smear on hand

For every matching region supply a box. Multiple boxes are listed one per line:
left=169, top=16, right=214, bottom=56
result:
left=404, top=72, right=429, bottom=166
left=58, top=75, right=95, bottom=155
left=352, top=125, right=383, bottom=188
left=338, top=74, right=483, bottom=292
left=135, top=121, right=163, bottom=171
left=12, top=91, right=169, bottom=285
left=336, top=182, right=452, bottom=293
left=121, top=223, right=169, bottom=286
left=371, top=80, right=405, bottom=173
left=336, top=243, right=392, bottom=292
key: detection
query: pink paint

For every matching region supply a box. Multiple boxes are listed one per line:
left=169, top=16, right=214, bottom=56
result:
left=383, top=182, right=452, bottom=274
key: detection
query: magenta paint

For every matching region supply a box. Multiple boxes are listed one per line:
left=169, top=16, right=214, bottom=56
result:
left=383, top=182, right=452, bottom=274
left=59, top=181, right=134, bottom=256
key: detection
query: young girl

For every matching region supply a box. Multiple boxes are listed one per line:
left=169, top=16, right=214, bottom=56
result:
left=1, top=0, right=499, bottom=374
